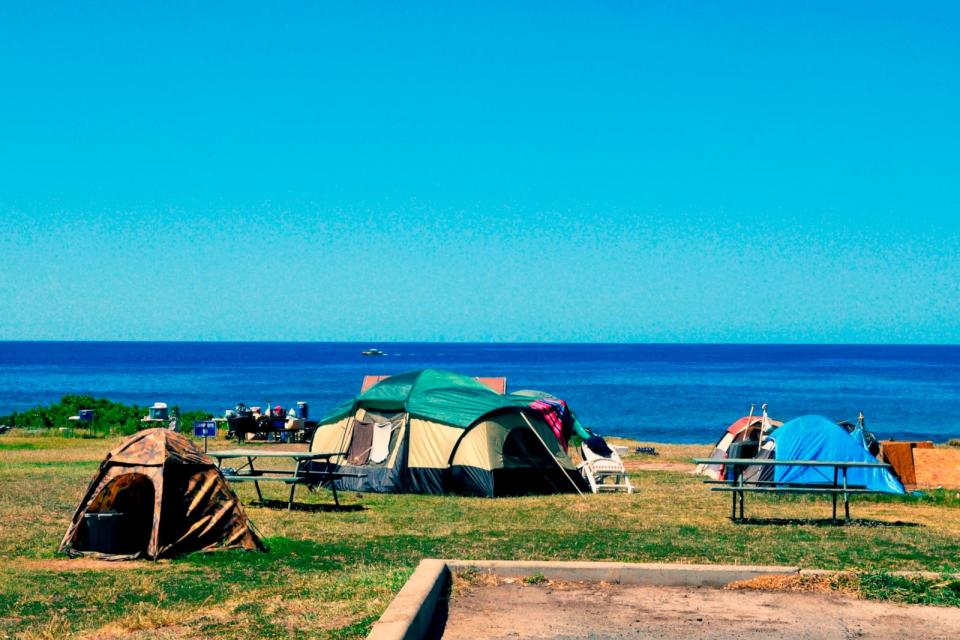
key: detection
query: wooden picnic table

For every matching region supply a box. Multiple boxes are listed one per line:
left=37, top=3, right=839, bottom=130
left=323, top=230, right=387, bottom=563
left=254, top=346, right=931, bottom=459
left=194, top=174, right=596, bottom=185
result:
left=210, top=449, right=364, bottom=510
left=692, top=457, right=894, bottom=523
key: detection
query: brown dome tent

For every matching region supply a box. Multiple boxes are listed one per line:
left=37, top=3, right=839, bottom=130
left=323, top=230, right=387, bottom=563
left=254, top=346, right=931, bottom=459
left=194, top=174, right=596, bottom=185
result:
left=60, top=428, right=264, bottom=560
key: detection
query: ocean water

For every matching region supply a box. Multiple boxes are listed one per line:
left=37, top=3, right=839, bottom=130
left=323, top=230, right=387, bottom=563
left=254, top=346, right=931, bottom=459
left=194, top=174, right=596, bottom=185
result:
left=0, top=342, right=958, bottom=443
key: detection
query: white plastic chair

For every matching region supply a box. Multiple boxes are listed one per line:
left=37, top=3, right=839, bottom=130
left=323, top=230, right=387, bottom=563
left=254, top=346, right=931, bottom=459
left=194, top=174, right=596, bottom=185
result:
left=578, top=441, right=634, bottom=494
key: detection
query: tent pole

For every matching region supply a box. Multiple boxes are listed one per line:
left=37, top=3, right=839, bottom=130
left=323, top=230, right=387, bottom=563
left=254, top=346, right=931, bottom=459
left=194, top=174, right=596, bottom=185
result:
left=759, top=403, right=768, bottom=444
left=520, top=411, right=584, bottom=497
left=332, top=415, right=355, bottom=467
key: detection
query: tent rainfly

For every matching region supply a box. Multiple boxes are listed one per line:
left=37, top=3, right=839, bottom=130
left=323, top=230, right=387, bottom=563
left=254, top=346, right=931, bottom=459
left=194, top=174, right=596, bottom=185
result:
left=767, top=415, right=905, bottom=494
left=60, top=429, right=265, bottom=560
left=310, top=369, right=589, bottom=497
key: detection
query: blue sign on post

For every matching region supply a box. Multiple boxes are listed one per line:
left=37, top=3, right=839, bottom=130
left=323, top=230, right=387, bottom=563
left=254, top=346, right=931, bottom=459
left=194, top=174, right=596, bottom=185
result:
left=194, top=420, right=217, bottom=452
left=193, top=420, right=217, bottom=437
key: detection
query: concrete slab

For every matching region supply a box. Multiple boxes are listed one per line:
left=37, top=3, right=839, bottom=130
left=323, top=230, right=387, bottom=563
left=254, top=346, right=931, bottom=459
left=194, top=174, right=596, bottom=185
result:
left=444, top=581, right=960, bottom=640
left=367, top=559, right=957, bottom=640
left=445, top=559, right=800, bottom=587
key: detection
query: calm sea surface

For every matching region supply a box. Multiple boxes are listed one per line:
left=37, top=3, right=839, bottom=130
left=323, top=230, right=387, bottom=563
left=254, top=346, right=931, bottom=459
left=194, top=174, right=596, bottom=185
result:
left=1, top=342, right=958, bottom=443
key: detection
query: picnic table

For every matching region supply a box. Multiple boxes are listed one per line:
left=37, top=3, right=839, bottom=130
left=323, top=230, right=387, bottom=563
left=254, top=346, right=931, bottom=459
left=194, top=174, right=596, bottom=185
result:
left=210, top=449, right=365, bottom=510
left=692, top=457, right=895, bottom=523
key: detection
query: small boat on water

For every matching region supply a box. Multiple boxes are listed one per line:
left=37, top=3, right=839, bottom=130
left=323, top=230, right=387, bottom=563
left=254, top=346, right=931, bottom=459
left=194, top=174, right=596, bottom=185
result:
left=362, top=348, right=386, bottom=356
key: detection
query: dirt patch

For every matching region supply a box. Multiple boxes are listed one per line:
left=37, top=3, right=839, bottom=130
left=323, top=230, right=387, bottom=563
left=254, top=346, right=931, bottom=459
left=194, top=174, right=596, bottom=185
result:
left=442, top=582, right=960, bottom=639
left=629, top=462, right=696, bottom=473
left=79, top=624, right=196, bottom=640
left=17, top=558, right=170, bottom=572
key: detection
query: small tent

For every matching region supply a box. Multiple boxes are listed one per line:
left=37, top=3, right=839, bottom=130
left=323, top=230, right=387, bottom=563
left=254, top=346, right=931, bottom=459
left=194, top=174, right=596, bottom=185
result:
left=60, top=429, right=265, bottom=559
left=768, top=415, right=905, bottom=494
left=696, top=410, right=783, bottom=480
left=310, top=369, right=587, bottom=496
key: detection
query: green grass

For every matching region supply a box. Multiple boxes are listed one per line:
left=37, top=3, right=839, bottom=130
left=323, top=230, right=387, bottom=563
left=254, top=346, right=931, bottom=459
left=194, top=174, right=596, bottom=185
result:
left=859, top=571, right=960, bottom=607
left=1, top=435, right=959, bottom=638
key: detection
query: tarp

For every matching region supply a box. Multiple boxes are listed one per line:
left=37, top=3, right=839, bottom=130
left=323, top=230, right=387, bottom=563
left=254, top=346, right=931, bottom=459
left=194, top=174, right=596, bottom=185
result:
left=770, top=415, right=905, bottom=494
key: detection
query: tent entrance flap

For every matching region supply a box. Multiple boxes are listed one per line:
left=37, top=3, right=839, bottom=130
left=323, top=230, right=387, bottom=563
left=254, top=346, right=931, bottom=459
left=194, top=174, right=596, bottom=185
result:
left=519, top=411, right=584, bottom=496
left=83, top=473, right=155, bottom=555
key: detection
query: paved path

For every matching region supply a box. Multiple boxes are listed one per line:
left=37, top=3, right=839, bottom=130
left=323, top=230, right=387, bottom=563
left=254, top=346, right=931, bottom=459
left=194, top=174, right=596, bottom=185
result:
left=443, top=582, right=960, bottom=639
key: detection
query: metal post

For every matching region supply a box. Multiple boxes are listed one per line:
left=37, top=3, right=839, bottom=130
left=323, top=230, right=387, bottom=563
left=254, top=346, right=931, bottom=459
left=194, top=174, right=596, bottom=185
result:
left=248, top=456, right=263, bottom=503
left=832, top=467, right=838, bottom=522
left=288, top=482, right=297, bottom=510
left=738, top=464, right=745, bottom=521
left=843, top=466, right=850, bottom=522
left=330, top=481, right=340, bottom=510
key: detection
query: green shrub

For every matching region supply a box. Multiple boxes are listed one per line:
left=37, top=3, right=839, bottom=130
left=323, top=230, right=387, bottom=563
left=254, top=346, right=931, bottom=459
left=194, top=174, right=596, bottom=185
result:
left=0, top=395, right=211, bottom=437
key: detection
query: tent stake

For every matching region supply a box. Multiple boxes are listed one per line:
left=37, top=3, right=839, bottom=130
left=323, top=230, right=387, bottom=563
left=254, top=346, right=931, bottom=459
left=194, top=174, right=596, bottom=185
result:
left=520, top=411, right=584, bottom=496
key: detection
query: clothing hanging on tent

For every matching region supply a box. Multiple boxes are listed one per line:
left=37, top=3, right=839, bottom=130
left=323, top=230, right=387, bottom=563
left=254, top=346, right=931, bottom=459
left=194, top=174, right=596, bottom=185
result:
left=529, top=398, right=573, bottom=449
left=370, top=422, right=393, bottom=463
left=347, top=421, right=374, bottom=465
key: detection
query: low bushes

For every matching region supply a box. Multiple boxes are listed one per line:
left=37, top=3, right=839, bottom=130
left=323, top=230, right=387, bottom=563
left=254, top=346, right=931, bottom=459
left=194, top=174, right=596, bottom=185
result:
left=0, top=395, right=211, bottom=436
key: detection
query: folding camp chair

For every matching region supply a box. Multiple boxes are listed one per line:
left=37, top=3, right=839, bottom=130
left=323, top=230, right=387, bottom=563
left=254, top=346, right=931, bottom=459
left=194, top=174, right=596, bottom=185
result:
left=578, top=441, right=634, bottom=493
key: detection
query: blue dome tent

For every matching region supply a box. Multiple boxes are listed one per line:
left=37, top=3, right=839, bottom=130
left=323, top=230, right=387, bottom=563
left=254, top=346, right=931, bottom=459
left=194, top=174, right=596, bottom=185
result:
left=769, top=415, right=904, bottom=494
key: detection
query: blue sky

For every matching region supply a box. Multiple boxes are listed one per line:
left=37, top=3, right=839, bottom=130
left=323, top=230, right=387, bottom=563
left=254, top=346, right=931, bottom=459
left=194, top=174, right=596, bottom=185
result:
left=1, top=2, right=958, bottom=342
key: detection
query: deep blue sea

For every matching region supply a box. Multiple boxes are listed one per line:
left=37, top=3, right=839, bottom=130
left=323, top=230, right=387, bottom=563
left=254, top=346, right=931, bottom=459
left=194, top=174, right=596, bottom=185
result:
left=1, top=342, right=958, bottom=443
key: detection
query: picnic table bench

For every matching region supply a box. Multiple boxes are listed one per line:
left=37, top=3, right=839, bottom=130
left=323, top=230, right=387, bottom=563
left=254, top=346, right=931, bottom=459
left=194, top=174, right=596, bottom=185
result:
left=692, top=457, right=895, bottom=523
left=210, top=449, right=365, bottom=510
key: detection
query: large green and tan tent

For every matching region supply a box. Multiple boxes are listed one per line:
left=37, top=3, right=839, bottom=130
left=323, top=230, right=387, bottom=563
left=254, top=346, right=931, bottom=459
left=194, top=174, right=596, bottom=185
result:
left=309, top=369, right=587, bottom=496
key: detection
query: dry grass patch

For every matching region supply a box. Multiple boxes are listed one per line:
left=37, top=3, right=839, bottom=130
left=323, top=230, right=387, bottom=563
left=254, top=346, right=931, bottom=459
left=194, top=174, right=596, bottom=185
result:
left=451, top=568, right=503, bottom=597
left=726, top=572, right=861, bottom=597
left=19, top=558, right=171, bottom=572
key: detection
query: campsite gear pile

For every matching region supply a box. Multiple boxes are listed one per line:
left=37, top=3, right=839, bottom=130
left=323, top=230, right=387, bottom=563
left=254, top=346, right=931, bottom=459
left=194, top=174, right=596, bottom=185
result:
left=60, top=428, right=264, bottom=560
left=226, top=402, right=314, bottom=443
left=310, top=369, right=593, bottom=496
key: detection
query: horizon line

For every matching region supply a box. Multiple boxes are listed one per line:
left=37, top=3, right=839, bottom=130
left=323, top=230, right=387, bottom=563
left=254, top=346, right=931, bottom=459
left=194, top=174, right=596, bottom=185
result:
left=0, top=339, right=958, bottom=347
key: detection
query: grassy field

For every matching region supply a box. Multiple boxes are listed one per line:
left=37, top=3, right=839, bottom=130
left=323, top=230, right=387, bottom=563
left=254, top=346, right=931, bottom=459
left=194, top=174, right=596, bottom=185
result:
left=1, top=434, right=959, bottom=639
